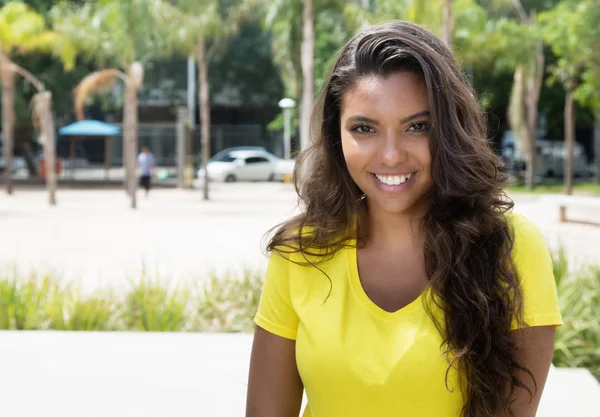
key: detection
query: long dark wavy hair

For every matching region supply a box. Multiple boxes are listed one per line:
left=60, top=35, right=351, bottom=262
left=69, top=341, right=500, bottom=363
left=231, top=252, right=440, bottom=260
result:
left=267, top=21, right=533, bottom=417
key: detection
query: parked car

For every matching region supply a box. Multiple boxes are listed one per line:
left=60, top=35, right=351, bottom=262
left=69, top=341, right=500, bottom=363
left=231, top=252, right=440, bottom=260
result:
left=0, top=155, right=26, bottom=174
left=501, top=130, right=589, bottom=178
left=197, top=147, right=295, bottom=182
left=273, top=158, right=296, bottom=182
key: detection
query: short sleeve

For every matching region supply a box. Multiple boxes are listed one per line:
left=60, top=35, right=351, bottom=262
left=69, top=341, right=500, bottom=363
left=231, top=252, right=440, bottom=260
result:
left=254, top=250, right=299, bottom=340
left=510, top=214, right=563, bottom=330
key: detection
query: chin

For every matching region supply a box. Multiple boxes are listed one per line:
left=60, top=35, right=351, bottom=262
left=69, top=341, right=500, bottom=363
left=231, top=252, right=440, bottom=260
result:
left=366, top=190, right=431, bottom=218
left=372, top=200, right=421, bottom=216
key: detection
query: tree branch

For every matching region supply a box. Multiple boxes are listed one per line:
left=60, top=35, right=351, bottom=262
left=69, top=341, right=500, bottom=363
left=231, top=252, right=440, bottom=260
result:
left=511, top=0, right=528, bottom=23
left=206, top=37, right=223, bottom=63
left=13, top=64, right=45, bottom=92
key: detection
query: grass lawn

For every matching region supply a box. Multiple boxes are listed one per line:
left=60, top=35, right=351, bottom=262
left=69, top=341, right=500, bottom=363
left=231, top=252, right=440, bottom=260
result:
left=507, top=181, right=600, bottom=196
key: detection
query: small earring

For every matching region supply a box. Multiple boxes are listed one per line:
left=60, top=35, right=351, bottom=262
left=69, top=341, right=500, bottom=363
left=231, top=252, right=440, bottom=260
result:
left=355, top=193, right=366, bottom=202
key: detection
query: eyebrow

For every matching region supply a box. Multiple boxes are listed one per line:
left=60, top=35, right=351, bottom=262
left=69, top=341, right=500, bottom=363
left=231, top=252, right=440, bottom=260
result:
left=346, top=110, right=430, bottom=126
left=400, top=110, right=430, bottom=124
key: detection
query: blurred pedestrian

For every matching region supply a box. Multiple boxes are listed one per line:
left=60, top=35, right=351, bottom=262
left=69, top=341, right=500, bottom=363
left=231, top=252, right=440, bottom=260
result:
left=137, top=146, right=155, bottom=197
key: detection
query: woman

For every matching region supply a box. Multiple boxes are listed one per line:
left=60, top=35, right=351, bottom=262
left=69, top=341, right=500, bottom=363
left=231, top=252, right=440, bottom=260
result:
left=246, top=21, right=562, bottom=417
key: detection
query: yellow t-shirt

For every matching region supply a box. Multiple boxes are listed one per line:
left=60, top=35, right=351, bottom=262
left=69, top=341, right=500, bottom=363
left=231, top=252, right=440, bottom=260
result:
left=254, top=214, right=563, bottom=417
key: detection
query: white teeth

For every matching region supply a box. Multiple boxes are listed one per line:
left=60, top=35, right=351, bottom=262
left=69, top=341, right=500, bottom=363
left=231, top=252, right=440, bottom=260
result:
left=375, top=172, right=415, bottom=186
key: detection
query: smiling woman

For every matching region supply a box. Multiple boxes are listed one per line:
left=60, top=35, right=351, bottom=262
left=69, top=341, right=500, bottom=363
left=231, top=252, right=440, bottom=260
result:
left=246, top=21, right=561, bottom=417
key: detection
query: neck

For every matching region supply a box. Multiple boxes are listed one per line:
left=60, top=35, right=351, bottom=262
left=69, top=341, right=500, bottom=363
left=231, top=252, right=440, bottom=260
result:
left=364, top=204, right=427, bottom=250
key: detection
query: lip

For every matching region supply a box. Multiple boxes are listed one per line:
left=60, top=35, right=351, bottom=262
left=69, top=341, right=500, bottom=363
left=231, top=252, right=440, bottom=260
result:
left=372, top=172, right=415, bottom=177
left=370, top=171, right=417, bottom=192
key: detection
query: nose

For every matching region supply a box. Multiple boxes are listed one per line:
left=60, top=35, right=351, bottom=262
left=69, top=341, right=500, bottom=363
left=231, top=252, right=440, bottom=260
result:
left=379, top=129, right=408, bottom=166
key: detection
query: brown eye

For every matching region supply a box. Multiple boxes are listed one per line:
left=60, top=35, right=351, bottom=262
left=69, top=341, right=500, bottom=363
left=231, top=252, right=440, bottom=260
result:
left=352, top=125, right=375, bottom=134
left=407, top=122, right=429, bottom=132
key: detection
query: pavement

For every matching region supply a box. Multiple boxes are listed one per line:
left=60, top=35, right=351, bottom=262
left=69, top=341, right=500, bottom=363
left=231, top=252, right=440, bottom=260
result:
left=0, top=183, right=300, bottom=292
left=0, top=183, right=598, bottom=292
left=0, top=331, right=598, bottom=417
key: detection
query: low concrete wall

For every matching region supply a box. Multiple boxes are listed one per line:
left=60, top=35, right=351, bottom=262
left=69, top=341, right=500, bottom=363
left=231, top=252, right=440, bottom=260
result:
left=0, top=331, right=598, bottom=417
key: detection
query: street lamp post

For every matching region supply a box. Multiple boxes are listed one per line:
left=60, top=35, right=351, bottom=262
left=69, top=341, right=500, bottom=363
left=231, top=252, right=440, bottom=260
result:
left=278, top=98, right=296, bottom=159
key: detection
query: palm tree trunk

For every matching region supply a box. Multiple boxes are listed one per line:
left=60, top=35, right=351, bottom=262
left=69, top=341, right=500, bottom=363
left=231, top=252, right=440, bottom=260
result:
left=123, top=89, right=131, bottom=196
left=37, top=92, right=57, bottom=205
left=442, top=0, right=453, bottom=46
left=594, top=109, right=600, bottom=184
left=524, top=40, right=544, bottom=189
left=509, top=64, right=533, bottom=187
left=197, top=36, right=210, bottom=201
left=1, top=54, right=15, bottom=195
left=564, top=90, right=575, bottom=196
left=124, top=72, right=138, bottom=209
left=300, top=0, right=314, bottom=151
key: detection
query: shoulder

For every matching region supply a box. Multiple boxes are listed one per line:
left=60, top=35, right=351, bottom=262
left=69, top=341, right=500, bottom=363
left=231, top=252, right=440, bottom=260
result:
left=507, top=213, right=549, bottom=261
left=506, top=213, right=563, bottom=328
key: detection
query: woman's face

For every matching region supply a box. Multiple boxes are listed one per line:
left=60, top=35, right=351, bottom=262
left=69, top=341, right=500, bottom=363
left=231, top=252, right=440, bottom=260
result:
left=340, top=71, right=433, bottom=217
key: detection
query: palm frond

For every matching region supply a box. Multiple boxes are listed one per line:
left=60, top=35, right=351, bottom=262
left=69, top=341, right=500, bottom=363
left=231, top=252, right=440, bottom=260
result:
left=0, top=1, right=44, bottom=52
left=74, top=69, right=126, bottom=120
left=20, top=32, right=76, bottom=71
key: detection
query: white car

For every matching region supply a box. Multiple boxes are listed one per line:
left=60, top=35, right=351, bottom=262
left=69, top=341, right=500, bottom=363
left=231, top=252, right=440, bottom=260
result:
left=0, top=155, right=26, bottom=173
left=273, top=158, right=296, bottom=182
left=198, top=148, right=295, bottom=182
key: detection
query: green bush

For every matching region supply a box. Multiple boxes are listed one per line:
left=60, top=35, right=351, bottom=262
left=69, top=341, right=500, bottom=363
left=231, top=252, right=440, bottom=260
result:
left=194, top=269, right=262, bottom=332
left=46, top=285, right=120, bottom=331
left=0, top=267, right=55, bottom=330
left=553, top=264, right=600, bottom=380
left=0, top=266, right=263, bottom=333
left=122, top=277, right=191, bottom=332
left=551, top=246, right=569, bottom=289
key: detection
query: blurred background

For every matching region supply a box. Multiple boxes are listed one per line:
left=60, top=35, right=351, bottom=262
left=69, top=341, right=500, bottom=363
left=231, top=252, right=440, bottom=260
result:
left=0, top=0, right=598, bottom=416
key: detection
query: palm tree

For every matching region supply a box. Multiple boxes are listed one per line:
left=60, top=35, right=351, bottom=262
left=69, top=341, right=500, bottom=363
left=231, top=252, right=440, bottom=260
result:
left=262, top=0, right=346, bottom=152
left=442, top=0, right=453, bottom=46
left=164, top=0, right=253, bottom=201
left=0, top=1, right=75, bottom=198
left=540, top=0, right=594, bottom=198
left=51, top=0, right=174, bottom=209
left=300, top=0, right=315, bottom=151
left=480, top=0, right=546, bottom=190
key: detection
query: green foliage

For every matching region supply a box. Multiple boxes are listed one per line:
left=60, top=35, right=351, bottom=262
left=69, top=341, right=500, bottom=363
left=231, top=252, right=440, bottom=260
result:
left=208, top=22, right=285, bottom=109
left=506, top=181, right=600, bottom=196
left=50, top=0, right=175, bottom=67
left=540, top=0, right=598, bottom=94
left=0, top=268, right=54, bottom=330
left=553, top=264, right=600, bottom=381
left=0, top=266, right=263, bottom=332
left=0, top=0, right=75, bottom=69
left=551, top=246, right=569, bottom=289
left=194, top=269, right=263, bottom=332
left=260, top=0, right=303, bottom=99
left=122, top=274, right=191, bottom=332
left=46, top=286, right=119, bottom=331
left=314, top=9, right=351, bottom=94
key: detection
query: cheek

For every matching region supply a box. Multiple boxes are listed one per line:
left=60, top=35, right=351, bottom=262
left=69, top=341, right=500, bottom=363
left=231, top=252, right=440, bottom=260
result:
left=340, top=133, right=361, bottom=170
left=414, top=140, right=432, bottom=171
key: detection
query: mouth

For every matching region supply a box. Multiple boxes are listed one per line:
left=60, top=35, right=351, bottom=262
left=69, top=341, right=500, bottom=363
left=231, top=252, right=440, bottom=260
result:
left=370, top=171, right=417, bottom=191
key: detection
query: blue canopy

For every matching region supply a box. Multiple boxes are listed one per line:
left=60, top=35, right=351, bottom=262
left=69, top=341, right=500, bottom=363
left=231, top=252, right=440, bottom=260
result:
left=59, top=120, right=120, bottom=136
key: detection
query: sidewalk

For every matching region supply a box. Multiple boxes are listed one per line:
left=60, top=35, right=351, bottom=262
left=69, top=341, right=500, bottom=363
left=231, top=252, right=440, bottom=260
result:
left=0, top=185, right=598, bottom=293
left=1, top=331, right=598, bottom=417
